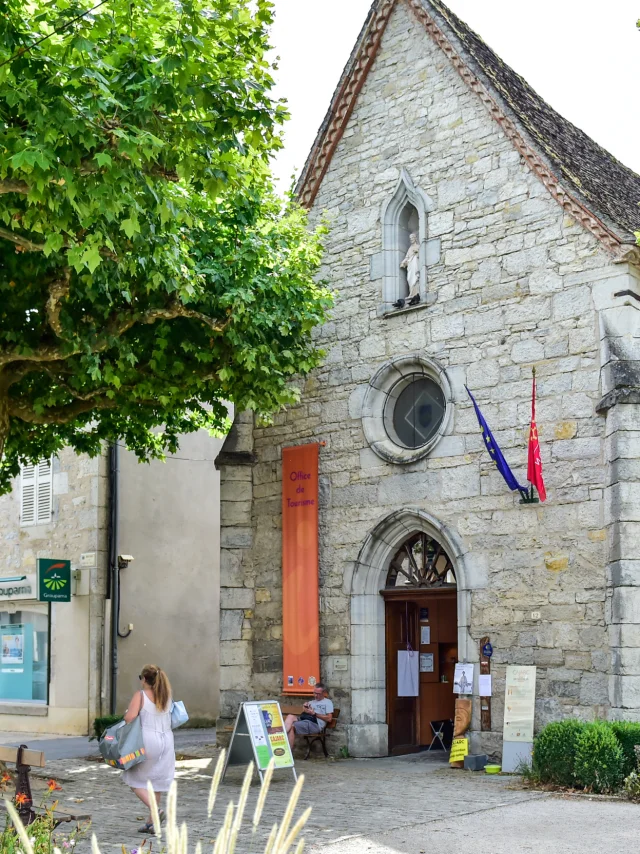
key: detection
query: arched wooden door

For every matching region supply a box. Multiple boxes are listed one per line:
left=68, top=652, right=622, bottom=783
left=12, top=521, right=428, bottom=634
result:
left=382, top=532, right=458, bottom=755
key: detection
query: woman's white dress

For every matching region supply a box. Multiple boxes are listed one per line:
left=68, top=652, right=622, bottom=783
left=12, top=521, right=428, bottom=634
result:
left=122, top=692, right=175, bottom=791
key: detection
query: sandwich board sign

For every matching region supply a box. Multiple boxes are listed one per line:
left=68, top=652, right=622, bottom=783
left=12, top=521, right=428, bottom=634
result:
left=223, top=701, right=296, bottom=784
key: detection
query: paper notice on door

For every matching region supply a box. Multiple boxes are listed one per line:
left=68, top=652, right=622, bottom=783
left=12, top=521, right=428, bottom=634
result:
left=397, top=650, right=419, bottom=696
left=420, top=653, right=434, bottom=673
left=479, top=674, right=492, bottom=696
left=420, top=625, right=431, bottom=645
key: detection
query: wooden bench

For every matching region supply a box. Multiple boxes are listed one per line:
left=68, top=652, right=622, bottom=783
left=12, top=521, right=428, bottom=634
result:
left=0, top=745, right=90, bottom=827
left=281, top=705, right=341, bottom=759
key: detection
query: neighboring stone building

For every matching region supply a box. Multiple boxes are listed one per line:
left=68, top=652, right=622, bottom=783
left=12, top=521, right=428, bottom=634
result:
left=217, top=0, right=640, bottom=758
left=0, top=432, right=222, bottom=735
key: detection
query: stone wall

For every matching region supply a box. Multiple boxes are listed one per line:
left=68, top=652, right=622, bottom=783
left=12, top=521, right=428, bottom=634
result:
left=597, top=275, right=640, bottom=721
left=0, top=448, right=108, bottom=734
left=218, top=1, right=640, bottom=755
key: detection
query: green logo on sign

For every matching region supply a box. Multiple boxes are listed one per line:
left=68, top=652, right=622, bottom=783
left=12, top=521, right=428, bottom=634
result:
left=44, top=567, right=67, bottom=591
left=37, top=559, right=71, bottom=602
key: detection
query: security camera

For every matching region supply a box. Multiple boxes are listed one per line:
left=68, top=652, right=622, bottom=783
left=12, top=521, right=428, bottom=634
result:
left=117, top=555, right=135, bottom=569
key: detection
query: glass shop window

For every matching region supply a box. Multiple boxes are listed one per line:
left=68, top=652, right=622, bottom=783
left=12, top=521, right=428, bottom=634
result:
left=0, top=604, right=49, bottom=703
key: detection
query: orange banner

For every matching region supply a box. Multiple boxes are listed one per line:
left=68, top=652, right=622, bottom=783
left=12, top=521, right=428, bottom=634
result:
left=282, top=443, right=320, bottom=695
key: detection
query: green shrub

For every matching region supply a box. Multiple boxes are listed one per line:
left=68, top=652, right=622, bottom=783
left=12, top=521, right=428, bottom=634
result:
left=608, top=721, right=640, bottom=777
left=624, top=769, right=640, bottom=801
left=91, top=714, right=123, bottom=741
left=532, top=719, right=585, bottom=786
left=574, top=721, right=624, bottom=793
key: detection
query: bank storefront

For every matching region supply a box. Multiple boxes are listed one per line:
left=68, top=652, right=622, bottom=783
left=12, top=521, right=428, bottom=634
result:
left=0, top=575, right=49, bottom=705
left=0, top=564, right=101, bottom=735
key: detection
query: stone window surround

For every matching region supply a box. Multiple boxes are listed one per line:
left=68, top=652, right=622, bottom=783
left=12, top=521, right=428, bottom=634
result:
left=342, top=507, right=474, bottom=758
left=362, top=353, right=454, bottom=464
left=372, top=168, right=441, bottom=317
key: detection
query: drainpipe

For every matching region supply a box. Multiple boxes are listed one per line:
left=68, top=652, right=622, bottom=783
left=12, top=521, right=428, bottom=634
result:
left=108, top=442, right=119, bottom=715
left=108, top=442, right=133, bottom=715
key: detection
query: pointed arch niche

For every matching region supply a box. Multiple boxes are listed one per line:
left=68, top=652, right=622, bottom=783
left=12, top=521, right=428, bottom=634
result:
left=380, top=169, right=437, bottom=312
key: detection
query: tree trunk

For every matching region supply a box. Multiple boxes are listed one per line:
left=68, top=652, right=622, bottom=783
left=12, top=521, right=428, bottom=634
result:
left=0, top=389, right=8, bottom=463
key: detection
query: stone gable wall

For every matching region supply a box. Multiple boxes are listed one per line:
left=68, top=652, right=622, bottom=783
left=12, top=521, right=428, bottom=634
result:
left=217, top=2, right=638, bottom=754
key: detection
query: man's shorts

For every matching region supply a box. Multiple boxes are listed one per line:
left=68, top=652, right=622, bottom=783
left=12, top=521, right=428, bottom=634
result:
left=293, top=719, right=322, bottom=735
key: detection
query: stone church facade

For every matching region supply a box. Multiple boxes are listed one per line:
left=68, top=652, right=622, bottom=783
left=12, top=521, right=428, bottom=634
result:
left=217, top=0, right=640, bottom=758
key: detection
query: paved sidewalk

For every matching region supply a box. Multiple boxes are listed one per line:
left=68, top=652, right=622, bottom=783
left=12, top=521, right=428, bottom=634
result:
left=0, top=727, right=216, bottom=760
left=21, top=737, right=638, bottom=854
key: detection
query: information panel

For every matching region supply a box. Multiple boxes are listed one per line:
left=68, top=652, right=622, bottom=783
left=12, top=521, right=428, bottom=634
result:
left=503, top=665, right=537, bottom=742
left=223, top=701, right=297, bottom=784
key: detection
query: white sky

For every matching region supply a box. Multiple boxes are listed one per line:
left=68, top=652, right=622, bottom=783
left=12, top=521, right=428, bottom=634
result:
left=268, top=0, right=640, bottom=191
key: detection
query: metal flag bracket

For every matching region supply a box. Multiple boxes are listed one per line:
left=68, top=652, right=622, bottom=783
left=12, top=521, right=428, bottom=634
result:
left=519, top=484, right=539, bottom=504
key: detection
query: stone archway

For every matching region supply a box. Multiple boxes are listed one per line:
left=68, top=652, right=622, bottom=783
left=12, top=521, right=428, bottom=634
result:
left=343, top=508, right=473, bottom=758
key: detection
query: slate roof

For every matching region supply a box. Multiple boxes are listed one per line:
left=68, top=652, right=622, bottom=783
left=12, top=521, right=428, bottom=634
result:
left=427, top=0, right=640, bottom=242
left=297, top=0, right=640, bottom=247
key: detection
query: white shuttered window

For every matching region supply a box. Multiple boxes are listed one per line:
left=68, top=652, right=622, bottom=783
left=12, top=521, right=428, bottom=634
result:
left=20, top=458, right=53, bottom=526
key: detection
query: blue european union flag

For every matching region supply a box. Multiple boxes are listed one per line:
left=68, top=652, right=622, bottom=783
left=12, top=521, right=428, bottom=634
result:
left=466, top=387, right=527, bottom=494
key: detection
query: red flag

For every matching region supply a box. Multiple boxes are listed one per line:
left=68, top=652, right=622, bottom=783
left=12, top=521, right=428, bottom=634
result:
left=527, top=372, right=546, bottom=501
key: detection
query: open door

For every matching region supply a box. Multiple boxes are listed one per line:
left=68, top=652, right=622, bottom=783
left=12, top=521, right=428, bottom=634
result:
left=385, top=598, right=419, bottom=754
left=384, top=590, right=457, bottom=755
left=382, top=531, right=458, bottom=755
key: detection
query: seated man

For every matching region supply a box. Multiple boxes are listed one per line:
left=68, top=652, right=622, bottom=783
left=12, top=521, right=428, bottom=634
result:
left=285, top=682, right=333, bottom=748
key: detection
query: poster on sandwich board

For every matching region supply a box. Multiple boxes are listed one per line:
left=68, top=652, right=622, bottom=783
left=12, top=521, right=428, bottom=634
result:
left=223, top=701, right=297, bottom=784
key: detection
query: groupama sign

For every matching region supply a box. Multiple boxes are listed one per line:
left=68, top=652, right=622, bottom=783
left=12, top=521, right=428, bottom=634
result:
left=37, top=559, right=71, bottom=603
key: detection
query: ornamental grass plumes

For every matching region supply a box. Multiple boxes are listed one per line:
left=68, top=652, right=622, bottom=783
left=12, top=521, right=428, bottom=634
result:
left=4, top=750, right=310, bottom=854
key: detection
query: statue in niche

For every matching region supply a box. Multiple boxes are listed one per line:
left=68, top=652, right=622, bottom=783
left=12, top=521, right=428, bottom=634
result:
left=394, top=233, right=420, bottom=309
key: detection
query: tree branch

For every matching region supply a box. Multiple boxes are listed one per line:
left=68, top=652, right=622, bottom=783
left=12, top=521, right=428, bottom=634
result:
left=45, top=268, right=72, bottom=338
left=100, top=300, right=230, bottom=342
left=0, top=180, right=29, bottom=195
left=0, top=227, right=118, bottom=261
left=2, top=360, right=75, bottom=387
left=0, top=227, right=45, bottom=252
left=8, top=395, right=118, bottom=425
left=0, top=300, right=230, bottom=368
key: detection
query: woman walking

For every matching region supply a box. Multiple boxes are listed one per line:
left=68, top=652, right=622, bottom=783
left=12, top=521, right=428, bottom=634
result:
left=122, top=664, right=175, bottom=834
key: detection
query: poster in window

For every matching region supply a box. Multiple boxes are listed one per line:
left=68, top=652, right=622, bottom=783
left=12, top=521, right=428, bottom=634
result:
left=1, top=625, right=24, bottom=670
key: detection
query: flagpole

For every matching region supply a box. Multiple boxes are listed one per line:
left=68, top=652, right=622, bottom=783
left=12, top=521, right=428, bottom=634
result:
left=530, top=366, right=536, bottom=502
left=521, top=365, right=541, bottom=504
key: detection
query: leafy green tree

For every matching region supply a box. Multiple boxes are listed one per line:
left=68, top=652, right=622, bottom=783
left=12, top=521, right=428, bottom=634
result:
left=0, top=0, right=331, bottom=492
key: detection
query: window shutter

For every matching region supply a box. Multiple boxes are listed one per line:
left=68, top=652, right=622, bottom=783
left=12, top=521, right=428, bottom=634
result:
left=36, top=458, right=53, bottom=524
left=20, top=463, right=36, bottom=526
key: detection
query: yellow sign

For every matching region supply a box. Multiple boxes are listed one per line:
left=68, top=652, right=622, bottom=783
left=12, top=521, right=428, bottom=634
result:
left=257, top=702, right=295, bottom=769
left=449, top=737, right=469, bottom=763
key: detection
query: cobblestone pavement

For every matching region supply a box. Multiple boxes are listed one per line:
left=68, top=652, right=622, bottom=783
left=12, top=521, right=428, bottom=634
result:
left=10, top=731, right=636, bottom=854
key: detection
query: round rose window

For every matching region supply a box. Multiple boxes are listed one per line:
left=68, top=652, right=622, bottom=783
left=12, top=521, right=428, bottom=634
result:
left=361, top=355, right=452, bottom=465
left=384, top=374, right=446, bottom=450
